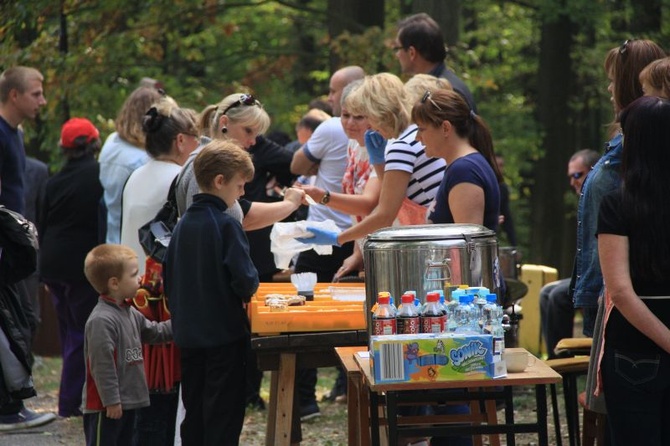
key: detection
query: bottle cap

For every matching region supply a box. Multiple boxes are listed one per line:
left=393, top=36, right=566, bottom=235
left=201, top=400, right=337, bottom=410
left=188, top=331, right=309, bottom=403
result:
left=486, top=293, right=498, bottom=303
left=401, top=293, right=414, bottom=304
left=426, top=292, right=440, bottom=302
left=378, top=295, right=390, bottom=305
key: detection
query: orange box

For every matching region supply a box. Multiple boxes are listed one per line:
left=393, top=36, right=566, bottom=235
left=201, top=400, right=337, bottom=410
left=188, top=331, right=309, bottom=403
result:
left=248, top=282, right=367, bottom=335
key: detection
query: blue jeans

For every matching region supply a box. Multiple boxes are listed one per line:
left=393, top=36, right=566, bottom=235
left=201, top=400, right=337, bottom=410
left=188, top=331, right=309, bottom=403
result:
left=602, top=344, right=670, bottom=445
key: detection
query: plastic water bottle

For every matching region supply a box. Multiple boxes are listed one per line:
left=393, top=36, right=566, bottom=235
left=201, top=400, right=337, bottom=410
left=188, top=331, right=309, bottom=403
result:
left=397, top=293, right=420, bottom=334
left=372, top=292, right=396, bottom=336
left=446, top=289, right=465, bottom=332
left=421, top=292, right=446, bottom=333
left=483, top=293, right=505, bottom=338
left=454, top=294, right=478, bottom=334
left=468, top=287, right=489, bottom=332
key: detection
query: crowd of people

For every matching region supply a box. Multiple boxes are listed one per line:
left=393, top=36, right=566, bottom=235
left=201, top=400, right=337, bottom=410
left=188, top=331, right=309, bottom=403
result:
left=1, top=11, right=670, bottom=446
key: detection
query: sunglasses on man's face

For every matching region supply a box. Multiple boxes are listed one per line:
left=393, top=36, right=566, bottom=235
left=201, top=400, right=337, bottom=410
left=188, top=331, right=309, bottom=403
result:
left=569, top=171, right=585, bottom=180
left=222, top=94, right=260, bottom=115
left=421, top=91, right=442, bottom=111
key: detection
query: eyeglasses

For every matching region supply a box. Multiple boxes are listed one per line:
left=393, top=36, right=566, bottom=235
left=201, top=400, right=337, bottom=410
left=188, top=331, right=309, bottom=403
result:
left=392, top=45, right=405, bottom=52
left=221, top=94, right=261, bottom=115
left=569, top=171, right=585, bottom=180
left=421, top=91, right=442, bottom=111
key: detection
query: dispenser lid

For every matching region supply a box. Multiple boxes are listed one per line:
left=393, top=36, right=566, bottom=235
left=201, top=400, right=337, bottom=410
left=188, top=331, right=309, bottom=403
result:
left=365, top=224, right=495, bottom=242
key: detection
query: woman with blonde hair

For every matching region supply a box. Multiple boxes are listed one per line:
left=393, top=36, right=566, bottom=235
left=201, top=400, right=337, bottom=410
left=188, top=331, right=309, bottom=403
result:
left=299, top=72, right=446, bottom=248
left=99, top=86, right=164, bottom=243
left=176, top=92, right=302, bottom=223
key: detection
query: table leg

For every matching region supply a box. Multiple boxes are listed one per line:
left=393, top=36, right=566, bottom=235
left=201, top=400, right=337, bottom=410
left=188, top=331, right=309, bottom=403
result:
left=276, top=353, right=296, bottom=446
left=265, top=371, right=279, bottom=446
left=536, top=384, right=549, bottom=446
left=504, top=386, right=515, bottom=446
left=387, top=391, right=398, bottom=446
left=347, top=374, right=359, bottom=446
left=359, top=378, right=371, bottom=446
left=370, top=389, right=380, bottom=446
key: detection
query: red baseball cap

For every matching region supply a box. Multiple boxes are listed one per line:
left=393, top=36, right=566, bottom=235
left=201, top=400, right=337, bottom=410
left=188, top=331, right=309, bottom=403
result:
left=60, top=118, right=100, bottom=149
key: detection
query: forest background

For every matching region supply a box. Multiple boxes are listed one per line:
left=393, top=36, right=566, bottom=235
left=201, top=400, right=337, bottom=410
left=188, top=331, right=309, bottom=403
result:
left=2, top=0, right=668, bottom=276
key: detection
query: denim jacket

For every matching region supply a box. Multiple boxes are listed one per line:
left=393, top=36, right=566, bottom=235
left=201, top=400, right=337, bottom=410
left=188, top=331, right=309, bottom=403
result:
left=571, top=133, right=623, bottom=309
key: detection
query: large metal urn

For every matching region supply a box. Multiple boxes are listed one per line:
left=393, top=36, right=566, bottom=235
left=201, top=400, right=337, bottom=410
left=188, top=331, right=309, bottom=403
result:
left=363, top=224, right=502, bottom=332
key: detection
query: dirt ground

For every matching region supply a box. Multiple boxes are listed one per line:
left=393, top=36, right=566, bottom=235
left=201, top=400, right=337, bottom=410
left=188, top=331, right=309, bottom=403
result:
left=0, top=359, right=576, bottom=446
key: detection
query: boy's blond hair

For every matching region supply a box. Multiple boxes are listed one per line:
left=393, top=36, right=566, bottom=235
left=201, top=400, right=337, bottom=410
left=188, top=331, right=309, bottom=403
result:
left=194, top=139, right=254, bottom=191
left=640, top=57, right=670, bottom=99
left=84, top=244, right=137, bottom=294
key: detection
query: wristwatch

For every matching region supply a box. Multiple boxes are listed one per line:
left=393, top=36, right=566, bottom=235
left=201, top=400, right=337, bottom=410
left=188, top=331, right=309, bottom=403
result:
left=320, top=190, right=331, bottom=205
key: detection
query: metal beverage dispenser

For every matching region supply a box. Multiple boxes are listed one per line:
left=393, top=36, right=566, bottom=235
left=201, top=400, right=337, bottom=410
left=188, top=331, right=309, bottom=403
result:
left=363, top=224, right=502, bottom=334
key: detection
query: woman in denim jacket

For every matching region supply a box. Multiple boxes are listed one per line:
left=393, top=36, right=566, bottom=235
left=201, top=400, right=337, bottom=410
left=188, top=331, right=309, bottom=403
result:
left=574, top=40, right=665, bottom=420
left=570, top=39, right=665, bottom=336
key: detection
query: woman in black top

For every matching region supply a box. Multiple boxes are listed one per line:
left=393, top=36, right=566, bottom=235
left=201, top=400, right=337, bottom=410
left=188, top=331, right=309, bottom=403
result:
left=39, top=118, right=103, bottom=417
left=597, top=96, right=670, bottom=445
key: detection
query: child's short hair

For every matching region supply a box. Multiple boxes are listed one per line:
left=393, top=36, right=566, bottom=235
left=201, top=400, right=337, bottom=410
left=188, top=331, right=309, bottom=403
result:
left=640, top=57, right=670, bottom=99
left=84, top=244, right=137, bottom=294
left=194, top=139, right=254, bottom=191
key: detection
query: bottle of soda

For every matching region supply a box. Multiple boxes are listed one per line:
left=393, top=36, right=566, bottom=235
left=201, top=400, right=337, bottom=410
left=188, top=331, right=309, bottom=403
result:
left=372, top=292, right=396, bottom=336
left=397, top=293, right=420, bottom=334
left=421, top=292, right=446, bottom=333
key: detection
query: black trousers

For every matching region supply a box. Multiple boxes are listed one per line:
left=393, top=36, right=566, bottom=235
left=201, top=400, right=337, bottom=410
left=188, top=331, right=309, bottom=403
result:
left=180, top=338, right=247, bottom=446
left=84, top=409, right=137, bottom=446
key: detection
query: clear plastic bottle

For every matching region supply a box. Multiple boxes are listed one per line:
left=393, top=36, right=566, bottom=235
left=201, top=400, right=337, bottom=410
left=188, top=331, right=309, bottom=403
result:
left=421, top=292, right=446, bottom=333
left=372, top=292, right=396, bottom=336
left=455, top=294, right=479, bottom=334
left=397, top=293, right=420, bottom=334
left=468, top=287, right=489, bottom=332
left=446, top=289, right=465, bottom=332
left=483, top=293, right=505, bottom=338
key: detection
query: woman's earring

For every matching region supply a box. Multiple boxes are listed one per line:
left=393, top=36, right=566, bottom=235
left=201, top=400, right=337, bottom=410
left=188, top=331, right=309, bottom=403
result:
left=221, top=127, right=228, bottom=133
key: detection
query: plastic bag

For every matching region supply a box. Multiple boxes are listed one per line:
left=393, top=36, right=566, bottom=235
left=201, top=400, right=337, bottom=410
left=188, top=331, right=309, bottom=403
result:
left=270, top=220, right=341, bottom=269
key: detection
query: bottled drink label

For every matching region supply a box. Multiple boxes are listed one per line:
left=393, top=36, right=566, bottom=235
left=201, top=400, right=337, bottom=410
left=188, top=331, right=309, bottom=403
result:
left=397, top=316, right=420, bottom=334
left=421, top=315, right=446, bottom=333
left=373, top=317, right=396, bottom=336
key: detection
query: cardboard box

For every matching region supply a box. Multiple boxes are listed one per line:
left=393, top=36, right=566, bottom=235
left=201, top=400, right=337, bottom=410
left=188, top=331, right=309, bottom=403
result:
left=370, top=333, right=505, bottom=383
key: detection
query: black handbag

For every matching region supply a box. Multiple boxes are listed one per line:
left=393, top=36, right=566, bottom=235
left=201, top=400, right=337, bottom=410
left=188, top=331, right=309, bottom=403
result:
left=0, top=206, right=39, bottom=285
left=138, top=175, right=179, bottom=262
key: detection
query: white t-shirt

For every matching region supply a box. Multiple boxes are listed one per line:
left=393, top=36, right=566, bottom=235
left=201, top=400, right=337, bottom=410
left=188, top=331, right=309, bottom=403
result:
left=302, top=117, right=352, bottom=230
left=384, top=124, right=446, bottom=206
left=121, top=159, right=182, bottom=274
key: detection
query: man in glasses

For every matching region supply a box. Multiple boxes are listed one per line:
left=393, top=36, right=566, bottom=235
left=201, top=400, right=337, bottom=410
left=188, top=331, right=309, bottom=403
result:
left=540, top=149, right=600, bottom=358
left=394, top=13, right=477, bottom=112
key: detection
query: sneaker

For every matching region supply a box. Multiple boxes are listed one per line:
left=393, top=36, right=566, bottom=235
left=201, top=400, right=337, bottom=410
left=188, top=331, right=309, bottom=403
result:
left=299, top=403, right=321, bottom=422
left=0, top=408, right=56, bottom=431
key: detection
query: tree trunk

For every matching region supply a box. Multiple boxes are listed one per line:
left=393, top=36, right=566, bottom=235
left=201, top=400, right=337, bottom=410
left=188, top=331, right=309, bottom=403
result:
left=412, top=0, right=460, bottom=46
left=327, top=0, right=384, bottom=71
left=530, top=13, right=575, bottom=275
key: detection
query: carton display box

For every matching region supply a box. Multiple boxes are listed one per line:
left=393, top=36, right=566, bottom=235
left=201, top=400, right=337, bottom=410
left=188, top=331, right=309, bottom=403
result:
left=370, top=333, right=506, bottom=383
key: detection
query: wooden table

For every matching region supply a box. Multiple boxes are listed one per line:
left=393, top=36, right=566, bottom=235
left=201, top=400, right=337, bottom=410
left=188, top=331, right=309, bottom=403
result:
left=251, top=330, right=368, bottom=446
left=334, top=346, right=372, bottom=446
left=354, top=347, right=561, bottom=446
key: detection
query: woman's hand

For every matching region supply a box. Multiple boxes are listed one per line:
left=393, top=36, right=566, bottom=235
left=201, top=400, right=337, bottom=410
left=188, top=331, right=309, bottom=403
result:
left=334, top=252, right=364, bottom=281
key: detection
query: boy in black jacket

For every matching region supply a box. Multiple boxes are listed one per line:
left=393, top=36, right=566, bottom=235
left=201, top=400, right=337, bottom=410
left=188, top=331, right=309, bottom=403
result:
left=163, top=139, right=259, bottom=446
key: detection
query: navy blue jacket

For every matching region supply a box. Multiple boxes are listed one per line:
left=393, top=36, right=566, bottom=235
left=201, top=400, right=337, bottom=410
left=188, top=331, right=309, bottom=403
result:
left=163, top=193, right=259, bottom=348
